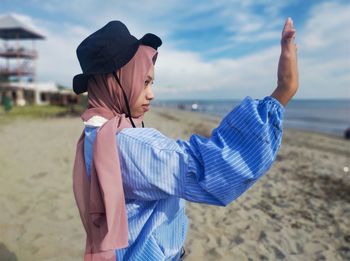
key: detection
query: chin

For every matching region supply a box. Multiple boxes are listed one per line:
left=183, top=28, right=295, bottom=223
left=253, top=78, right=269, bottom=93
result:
left=131, top=112, right=144, bottom=118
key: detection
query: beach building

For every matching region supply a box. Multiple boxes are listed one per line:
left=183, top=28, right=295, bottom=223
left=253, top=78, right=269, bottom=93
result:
left=0, top=14, right=77, bottom=106
left=0, top=81, right=79, bottom=106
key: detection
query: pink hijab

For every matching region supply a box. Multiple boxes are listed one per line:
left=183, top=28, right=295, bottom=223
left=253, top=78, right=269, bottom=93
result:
left=73, top=45, right=158, bottom=261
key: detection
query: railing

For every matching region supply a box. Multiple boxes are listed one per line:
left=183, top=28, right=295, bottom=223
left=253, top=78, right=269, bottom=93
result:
left=0, top=65, right=34, bottom=76
left=0, top=47, right=38, bottom=58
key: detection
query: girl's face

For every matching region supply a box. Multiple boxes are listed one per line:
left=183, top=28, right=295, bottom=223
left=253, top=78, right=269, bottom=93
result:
left=130, top=64, right=155, bottom=117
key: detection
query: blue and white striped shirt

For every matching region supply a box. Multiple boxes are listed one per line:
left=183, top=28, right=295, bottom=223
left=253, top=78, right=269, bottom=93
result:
left=83, top=96, right=284, bottom=260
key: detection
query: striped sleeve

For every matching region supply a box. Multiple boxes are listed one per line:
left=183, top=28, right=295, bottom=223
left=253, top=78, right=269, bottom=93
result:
left=177, top=96, right=284, bottom=206
left=117, top=96, right=284, bottom=205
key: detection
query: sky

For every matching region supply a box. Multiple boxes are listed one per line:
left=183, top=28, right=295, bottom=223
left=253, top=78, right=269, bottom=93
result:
left=0, top=0, right=349, bottom=100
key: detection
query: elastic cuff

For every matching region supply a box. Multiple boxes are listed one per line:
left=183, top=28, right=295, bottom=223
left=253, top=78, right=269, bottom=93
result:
left=263, top=96, right=285, bottom=114
left=259, top=96, right=285, bottom=126
left=258, top=96, right=285, bottom=150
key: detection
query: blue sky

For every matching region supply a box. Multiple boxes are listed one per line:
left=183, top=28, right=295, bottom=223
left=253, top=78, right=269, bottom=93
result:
left=0, top=0, right=349, bottom=99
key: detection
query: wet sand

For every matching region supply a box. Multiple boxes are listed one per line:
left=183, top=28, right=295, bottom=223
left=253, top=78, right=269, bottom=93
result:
left=0, top=107, right=349, bottom=260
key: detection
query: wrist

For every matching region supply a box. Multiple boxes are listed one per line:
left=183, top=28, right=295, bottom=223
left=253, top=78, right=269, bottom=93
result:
left=270, top=87, right=297, bottom=107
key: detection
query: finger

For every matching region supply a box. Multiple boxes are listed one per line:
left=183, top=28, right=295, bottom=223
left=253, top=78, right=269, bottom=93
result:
left=283, top=17, right=294, bottom=35
left=283, top=17, right=290, bottom=29
left=284, top=29, right=296, bottom=39
left=282, top=30, right=296, bottom=45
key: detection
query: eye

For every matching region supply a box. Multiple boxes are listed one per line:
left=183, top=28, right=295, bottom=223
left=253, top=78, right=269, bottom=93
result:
left=145, top=80, right=154, bottom=85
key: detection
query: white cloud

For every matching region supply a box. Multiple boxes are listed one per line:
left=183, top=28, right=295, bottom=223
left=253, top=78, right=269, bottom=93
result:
left=154, top=1, right=350, bottom=99
left=231, top=30, right=280, bottom=43
left=298, top=1, right=350, bottom=98
left=153, top=44, right=280, bottom=99
left=3, top=1, right=349, bottom=99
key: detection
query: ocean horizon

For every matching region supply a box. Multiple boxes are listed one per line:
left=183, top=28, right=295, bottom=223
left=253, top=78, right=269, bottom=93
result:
left=153, top=98, right=350, bottom=138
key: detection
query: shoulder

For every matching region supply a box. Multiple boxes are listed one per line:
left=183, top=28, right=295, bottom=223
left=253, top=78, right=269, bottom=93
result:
left=117, top=128, right=180, bottom=151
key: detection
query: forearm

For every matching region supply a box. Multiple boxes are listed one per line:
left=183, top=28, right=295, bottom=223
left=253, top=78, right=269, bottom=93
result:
left=271, top=82, right=297, bottom=107
left=271, top=53, right=298, bottom=106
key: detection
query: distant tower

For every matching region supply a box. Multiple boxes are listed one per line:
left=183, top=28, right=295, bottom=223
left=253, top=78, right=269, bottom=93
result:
left=0, top=14, right=44, bottom=105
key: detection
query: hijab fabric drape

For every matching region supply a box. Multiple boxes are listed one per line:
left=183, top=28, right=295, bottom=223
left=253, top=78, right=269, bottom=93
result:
left=73, top=45, right=158, bottom=261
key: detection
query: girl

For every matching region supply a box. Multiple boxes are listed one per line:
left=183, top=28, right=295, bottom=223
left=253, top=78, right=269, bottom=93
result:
left=73, top=18, right=298, bottom=261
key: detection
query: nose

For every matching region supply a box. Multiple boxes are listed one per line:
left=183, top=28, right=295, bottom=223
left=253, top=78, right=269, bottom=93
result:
left=146, top=85, right=155, bottom=100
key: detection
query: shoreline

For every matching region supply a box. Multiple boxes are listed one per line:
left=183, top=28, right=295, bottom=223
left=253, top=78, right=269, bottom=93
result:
left=152, top=105, right=349, bottom=140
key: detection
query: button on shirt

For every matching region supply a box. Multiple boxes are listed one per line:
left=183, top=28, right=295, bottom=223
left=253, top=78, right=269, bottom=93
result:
left=83, top=96, right=285, bottom=260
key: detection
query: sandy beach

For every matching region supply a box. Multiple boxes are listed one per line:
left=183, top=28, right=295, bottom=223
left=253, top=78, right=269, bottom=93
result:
left=0, top=107, right=349, bottom=261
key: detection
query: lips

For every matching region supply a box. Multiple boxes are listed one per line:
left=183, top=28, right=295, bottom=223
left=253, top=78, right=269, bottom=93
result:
left=142, top=104, right=150, bottom=111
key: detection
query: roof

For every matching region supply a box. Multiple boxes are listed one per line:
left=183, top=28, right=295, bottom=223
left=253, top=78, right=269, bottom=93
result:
left=0, top=14, right=45, bottom=40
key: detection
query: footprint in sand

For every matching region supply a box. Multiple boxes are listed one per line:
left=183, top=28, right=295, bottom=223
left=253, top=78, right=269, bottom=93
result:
left=31, top=172, right=48, bottom=179
left=17, top=205, right=30, bottom=215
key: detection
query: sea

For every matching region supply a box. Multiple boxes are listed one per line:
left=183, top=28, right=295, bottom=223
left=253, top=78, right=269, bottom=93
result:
left=153, top=98, right=350, bottom=138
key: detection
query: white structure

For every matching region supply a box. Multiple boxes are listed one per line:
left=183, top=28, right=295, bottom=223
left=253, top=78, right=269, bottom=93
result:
left=0, top=81, right=77, bottom=106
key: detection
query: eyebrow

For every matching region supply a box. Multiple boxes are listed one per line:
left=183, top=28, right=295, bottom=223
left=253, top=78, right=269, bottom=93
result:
left=146, top=75, right=154, bottom=81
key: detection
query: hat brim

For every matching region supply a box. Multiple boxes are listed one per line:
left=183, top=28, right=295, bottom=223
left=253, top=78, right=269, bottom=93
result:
left=139, top=33, right=162, bottom=50
left=73, top=73, right=90, bottom=94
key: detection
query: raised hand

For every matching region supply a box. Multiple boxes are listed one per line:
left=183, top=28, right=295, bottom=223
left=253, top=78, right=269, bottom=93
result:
left=271, top=17, right=299, bottom=107
left=281, top=17, right=297, bottom=47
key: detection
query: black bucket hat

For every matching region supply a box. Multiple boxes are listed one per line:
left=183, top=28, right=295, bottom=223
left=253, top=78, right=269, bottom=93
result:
left=73, top=21, right=162, bottom=94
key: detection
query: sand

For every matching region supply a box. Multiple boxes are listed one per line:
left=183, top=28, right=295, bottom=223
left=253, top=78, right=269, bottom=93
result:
left=0, top=107, right=349, bottom=261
